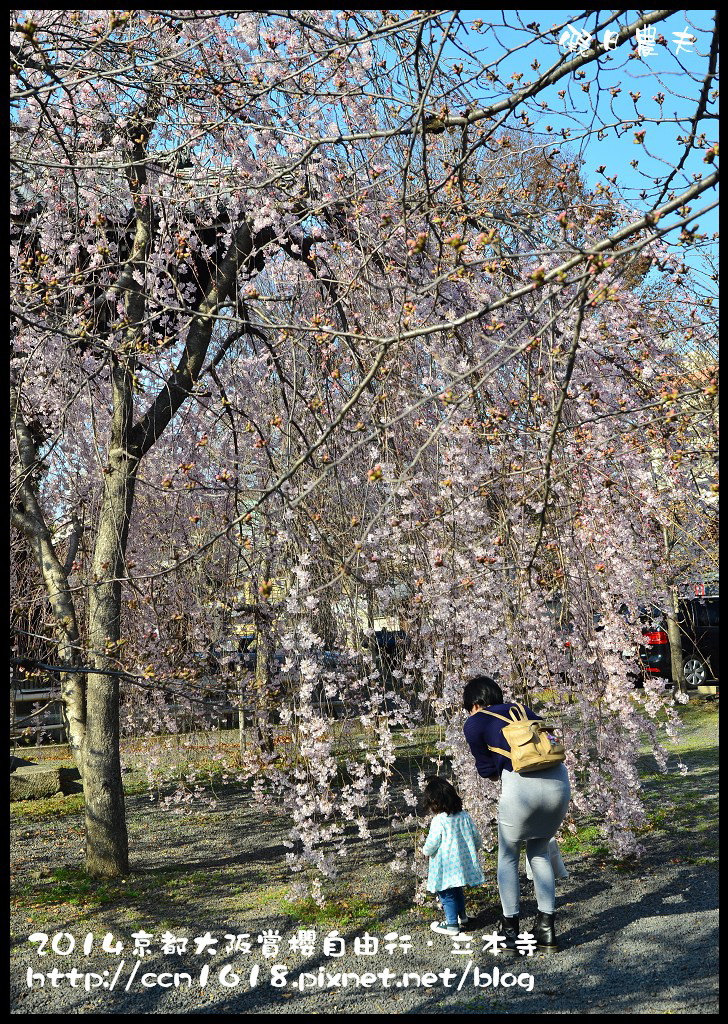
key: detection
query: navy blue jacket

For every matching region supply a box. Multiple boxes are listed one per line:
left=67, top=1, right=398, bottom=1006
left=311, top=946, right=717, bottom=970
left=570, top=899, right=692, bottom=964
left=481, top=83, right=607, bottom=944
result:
left=463, top=703, right=542, bottom=780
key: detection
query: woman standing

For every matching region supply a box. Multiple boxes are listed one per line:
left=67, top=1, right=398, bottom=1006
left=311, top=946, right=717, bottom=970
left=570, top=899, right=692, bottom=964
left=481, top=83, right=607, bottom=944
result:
left=462, top=675, right=571, bottom=952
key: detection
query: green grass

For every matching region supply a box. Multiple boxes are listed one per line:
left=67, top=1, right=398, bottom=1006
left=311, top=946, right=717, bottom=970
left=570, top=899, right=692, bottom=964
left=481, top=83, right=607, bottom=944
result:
left=11, top=792, right=86, bottom=820
left=11, top=862, right=239, bottom=929
left=11, top=864, right=377, bottom=932
left=636, top=726, right=719, bottom=865
left=279, top=893, right=379, bottom=927
left=557, top=824, right=610, bottom=858
left=12, top=866, right=144, bottom=911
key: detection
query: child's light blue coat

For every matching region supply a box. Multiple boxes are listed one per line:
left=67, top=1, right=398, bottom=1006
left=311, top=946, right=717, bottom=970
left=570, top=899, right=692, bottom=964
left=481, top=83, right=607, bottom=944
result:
left=422, top=810, right=485, bottom=892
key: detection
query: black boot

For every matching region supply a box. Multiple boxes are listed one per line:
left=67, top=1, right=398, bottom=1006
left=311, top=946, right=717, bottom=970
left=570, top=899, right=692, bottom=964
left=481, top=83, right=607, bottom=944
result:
left=533, top=911, right=558, bottom=952
left=497, top=914, right=520, bottom=950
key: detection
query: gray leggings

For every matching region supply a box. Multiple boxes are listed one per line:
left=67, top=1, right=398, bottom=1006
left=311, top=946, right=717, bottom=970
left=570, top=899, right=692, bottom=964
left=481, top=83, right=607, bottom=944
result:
left=497, top=763, right=571, bottom=916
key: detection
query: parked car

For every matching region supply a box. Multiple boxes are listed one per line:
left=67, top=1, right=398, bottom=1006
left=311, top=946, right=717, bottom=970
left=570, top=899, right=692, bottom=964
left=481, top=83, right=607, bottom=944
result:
left=638, top=597, right=719, bottom=690
left=551, top=597, right=719, bottom=693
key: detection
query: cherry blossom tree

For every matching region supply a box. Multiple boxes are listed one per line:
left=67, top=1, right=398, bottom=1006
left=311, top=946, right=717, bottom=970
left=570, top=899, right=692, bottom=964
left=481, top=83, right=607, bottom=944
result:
left=11, top=10, right=718, bottom=880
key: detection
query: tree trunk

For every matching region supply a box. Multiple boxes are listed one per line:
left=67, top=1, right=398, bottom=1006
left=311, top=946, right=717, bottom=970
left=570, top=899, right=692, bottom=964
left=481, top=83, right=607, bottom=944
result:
left=254, top=627, right=275, bottom=754
left=661, top=529, right=686, bottom=698
left=365, top=583, right=375, bottom=630
left=11, top=392, right=87, bottom=768
left=254, top=566, right=275, bottom=754
left=83, top=670, right=128, bottom=876
left=237, top=663, right=247, bottom=755
left=84, top=440, right=138, bottom=876
left=666, top=588, right=686, bottom=697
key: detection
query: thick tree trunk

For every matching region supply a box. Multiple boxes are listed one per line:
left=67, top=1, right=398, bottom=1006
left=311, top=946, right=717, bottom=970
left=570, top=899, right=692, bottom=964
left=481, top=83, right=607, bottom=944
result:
left=83, top=670, right=128, bottom=876
left=84, top=441, right=138, bottom=876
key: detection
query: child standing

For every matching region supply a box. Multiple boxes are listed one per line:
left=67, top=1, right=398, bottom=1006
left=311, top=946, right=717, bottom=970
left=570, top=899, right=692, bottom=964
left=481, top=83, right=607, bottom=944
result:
left=421, top=776, right=484, bottom=936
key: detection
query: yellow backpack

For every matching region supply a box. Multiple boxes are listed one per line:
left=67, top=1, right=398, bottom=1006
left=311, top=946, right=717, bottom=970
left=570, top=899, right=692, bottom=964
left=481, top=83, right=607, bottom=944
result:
left=481, top=703, right=566, bottom=773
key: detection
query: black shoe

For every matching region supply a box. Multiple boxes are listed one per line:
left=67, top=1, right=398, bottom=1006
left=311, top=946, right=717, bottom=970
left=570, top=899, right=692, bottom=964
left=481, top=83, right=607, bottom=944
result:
left=497, top=914, right=520, bottom=950
left=533, top=910, right=559, bottom=952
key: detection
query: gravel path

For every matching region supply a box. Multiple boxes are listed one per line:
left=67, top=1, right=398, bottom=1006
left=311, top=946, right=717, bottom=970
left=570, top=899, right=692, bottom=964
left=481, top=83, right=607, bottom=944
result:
left=10, top=707, right=719, bottom=1014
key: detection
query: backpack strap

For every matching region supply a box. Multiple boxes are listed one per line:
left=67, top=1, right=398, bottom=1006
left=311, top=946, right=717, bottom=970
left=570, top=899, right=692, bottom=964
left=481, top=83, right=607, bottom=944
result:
left=508, top=702, right=531, bottom=722
left=477, top=708, right=516, bottom=760
left=477, top=709, right=513, bottom=725
left=477, top=705, right=538, bottom=724
left=487, top=744, right=512, bottom=760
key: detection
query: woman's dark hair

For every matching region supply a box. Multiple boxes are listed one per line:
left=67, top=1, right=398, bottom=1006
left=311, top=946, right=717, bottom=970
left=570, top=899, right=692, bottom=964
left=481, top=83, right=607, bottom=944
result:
left=462, top=674, right=503, bottom=711
left=422, top=776, right=463, bottom=815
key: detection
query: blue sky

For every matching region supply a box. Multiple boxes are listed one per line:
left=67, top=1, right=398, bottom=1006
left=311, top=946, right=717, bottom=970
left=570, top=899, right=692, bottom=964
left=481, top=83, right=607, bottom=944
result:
left=440, top=10, right=718, bottom=261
